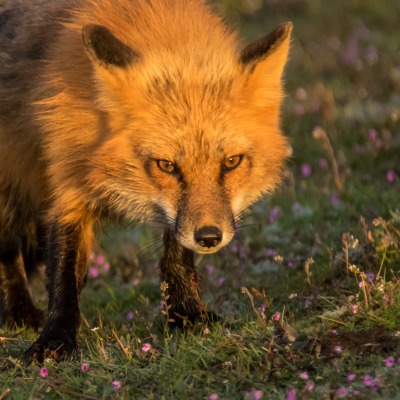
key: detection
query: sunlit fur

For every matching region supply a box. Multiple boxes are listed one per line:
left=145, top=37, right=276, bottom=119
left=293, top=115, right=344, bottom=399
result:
left=0, top=0, right=291, bottom=255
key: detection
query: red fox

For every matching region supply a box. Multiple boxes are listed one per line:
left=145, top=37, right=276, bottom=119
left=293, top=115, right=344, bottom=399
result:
left=0, top=0, right=291, bottom=364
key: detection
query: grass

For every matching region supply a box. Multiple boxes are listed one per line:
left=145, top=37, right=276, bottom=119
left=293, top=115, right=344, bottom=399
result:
left=1, top=0, right=400, bottom=399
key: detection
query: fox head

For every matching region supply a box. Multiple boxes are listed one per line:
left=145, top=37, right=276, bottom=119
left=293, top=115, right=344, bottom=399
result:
left=81, top=8, right=292, bottom=254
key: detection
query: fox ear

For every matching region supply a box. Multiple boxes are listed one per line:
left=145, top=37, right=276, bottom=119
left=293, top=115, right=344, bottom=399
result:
left=82, top=24, right=138, bottom=68
left=240, top=22, right=292, bottom=105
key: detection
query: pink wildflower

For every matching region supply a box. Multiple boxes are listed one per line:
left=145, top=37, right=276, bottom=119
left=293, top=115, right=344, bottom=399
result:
left=89, top=267, right=99, bottom=278
left=141, top=343, right=152, bottom=353
left=319, top=158, right=329, bottom=169
left=347, top=374, right=356, bottom=381
left=363, top=375, right=373, bottom=386
left=132, top=278, right=140, bottom=287
left=299, top=371, right=309, bottom=380
left=112, top=380, right=121, bottom=392
left=336, top=387, right=348, bottom=398
left=331, top=193, right=341, bottom=206
left=351, top=304, right=358, bottom=314
left=268, top=206, right=281, bottom=224
left=81, top=363, right=89, bottom=372
left=40, top=367, right=48, bottom=378
left=273, top=312, right=281, bottom=322
left=335, top=345, right=343, bottom=353
left=386, top=170, right=396, bottom=183
left=286, top=389, right=296, bottom=400
left=250, top=390, right=263, bottom=400
left=385, top=356, right=394, bottom=367
left=305, top=381, right=314, bottom=392
left=95, top=255, right=105, bottom=265
left=209, top=395, right=218, bottom=400
left=300, top=164, right=312, bottom=178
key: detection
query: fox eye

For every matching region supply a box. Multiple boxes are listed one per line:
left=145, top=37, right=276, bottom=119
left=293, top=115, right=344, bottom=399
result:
left=223, top=155, right=243, bottom=171
left=156, top=159, right=176, bottom=174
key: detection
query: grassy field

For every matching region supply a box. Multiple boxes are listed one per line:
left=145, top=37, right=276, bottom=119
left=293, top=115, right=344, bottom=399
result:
left=1, top=0, right=400, bottom=399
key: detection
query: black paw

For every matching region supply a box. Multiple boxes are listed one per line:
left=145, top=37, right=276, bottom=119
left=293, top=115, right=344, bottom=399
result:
left=22, top=339, right=75, bottom=366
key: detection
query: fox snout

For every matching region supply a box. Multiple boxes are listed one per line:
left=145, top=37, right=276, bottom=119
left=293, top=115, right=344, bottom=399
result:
left=173, top=186, right=236, bottom=254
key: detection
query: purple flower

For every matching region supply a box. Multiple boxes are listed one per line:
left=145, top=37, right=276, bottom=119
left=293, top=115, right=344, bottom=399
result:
left=40, top=367, right=48, bottom=378
left=385, top=356, right=395, bottom=367
left=209, top=395, right=218, bottom=400
left=363, top=375, right=373, bottom=386
left=141, top=343, right=152, bottom=353
left=369, top=129, right=378, bottom=141
left=250, top=390, right=263, bottom=400
left=205, top=264, right=215, bottom=275
left=286, top=389, right=296, bottom=400
left=273, top=312, right=281, bottom=322
left=126, top=311, right=134, bottom=320
left=386, top=170, right=396, bottom=183
left=331, top=193, right=341, bottom=207
left=366, top=272, right=375, bottom=282
left=265, top=249, right=277, bottom=257
left=331, top=329, right=338, bottom=335
left=319, top=158, right=329, bottom=169
left=336, top=387, right=348, bottom=398
left=217, top=277, right=226, bottom=287
left=353, top=389, right=361, bottom=395
left=347, top=374, right=356, bottom=381
left=300, top=164, right=312, bottom=178
left=81, top=363, right=89, bottom=372
left=268, top=206, right=281, bottom=224
left=365, top=45, right=378, bottom=64
left=351, top=304, right=358, bottom=314
left=112, top=380, right=121, bottom=392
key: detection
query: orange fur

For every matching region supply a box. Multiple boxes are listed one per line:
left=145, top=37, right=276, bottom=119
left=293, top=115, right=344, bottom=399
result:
left=0, top=0, right=291, bottom=253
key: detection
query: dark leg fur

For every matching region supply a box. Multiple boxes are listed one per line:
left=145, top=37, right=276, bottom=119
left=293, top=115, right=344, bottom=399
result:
left=159, top=228, right=219, bottom=328
left=23, top=222, right=90, bottom=365
left=0, top=236, right=43, bottom=330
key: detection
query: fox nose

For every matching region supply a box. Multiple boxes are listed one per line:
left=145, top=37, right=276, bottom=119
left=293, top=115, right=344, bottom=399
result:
left=195, top=226, right=222, bottom=248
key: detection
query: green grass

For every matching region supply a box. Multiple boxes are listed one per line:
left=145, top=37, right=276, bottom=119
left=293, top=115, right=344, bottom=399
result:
left=1, top=0, right=400, bottom=399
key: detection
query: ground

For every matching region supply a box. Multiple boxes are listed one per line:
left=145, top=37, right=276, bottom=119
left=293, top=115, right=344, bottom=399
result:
left=1, top=0, right=400, bottom=399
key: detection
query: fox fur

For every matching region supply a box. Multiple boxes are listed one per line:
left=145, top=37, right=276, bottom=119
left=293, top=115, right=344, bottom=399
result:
left=0, top=0, right=291, bottom=364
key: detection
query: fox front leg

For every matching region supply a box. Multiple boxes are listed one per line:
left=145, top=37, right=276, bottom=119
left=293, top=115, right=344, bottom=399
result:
left=159, top=228, right=218, bottom=327
left=23, top=221, right=91, bottom=365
